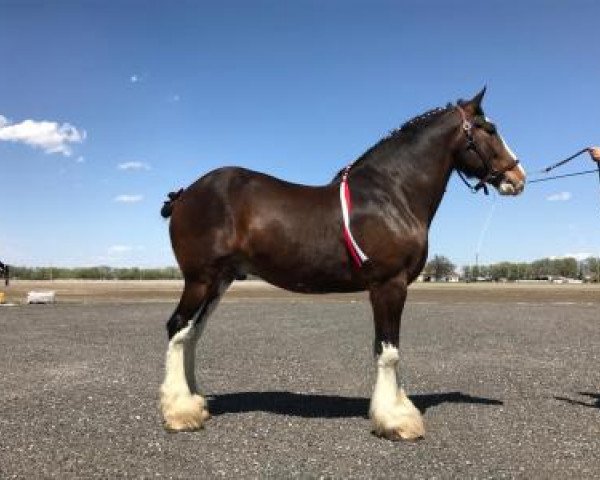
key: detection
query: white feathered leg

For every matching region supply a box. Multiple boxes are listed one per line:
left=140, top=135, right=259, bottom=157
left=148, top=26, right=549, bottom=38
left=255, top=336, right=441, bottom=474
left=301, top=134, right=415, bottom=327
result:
left=160, top=324, right=209, bottom=431
left=160, top=281, right=229, bottom=432
left=369, top=343, right=424, bottom=441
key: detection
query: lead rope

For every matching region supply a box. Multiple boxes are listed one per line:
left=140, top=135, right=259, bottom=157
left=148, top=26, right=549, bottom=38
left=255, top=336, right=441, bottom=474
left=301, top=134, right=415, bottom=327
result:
left=528, top=148, right=600, bottom=187
left=527, top=168, right=599, bottom=184
left=598, top=163, right=600, bottom=201
left=539, top=148, right=589, bottom=173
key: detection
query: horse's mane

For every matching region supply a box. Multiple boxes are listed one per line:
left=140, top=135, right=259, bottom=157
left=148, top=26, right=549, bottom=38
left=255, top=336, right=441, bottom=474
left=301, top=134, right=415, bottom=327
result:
left=391, top=104, right=453, bottom=138
left=332, top=103, right=454, bottom=181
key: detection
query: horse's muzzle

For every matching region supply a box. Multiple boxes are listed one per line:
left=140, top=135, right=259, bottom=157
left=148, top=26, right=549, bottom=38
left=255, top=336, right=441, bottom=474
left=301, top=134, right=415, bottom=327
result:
left=498, top=180, right=525, bottom=195
left=497, top=162, right=526, bottom=196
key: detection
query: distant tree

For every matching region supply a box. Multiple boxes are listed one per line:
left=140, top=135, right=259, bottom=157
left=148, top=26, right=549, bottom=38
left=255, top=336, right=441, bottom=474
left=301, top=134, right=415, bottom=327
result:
left=424, top=255, right=456, bottom=280
left=558, top=257, right=578, bottom=278
left=462, top=265, right=472, bottom=280
left=582, top=257, right=600, bottom=282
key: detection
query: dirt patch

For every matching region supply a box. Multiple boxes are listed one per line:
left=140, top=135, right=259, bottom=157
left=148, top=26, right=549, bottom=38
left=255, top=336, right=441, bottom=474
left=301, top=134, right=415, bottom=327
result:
left=2, top=279, right=599, bottom=305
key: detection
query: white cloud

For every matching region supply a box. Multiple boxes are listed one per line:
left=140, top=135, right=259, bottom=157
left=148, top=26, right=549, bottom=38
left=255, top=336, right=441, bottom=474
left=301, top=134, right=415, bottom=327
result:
left=114, top=194, right=143, bottom=203
left=76, top=156, right=85, bottom=163
left=108, top=245, right=133, bottom=255
left=117, top=161, right=150, bottom=171
left=0, top=115, right=85, bottom=156
left=546, top=191, right=571, bottom=202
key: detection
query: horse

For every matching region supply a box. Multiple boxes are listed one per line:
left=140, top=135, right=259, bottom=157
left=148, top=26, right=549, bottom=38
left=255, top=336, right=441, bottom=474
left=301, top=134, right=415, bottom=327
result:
left=158, top=88, right=526, bottom=441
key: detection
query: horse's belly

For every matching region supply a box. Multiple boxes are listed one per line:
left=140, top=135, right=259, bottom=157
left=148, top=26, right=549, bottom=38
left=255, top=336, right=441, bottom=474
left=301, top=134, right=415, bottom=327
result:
left=256, top=270, right=363, bottom=294
left=246, top=248, right=362, bottom=294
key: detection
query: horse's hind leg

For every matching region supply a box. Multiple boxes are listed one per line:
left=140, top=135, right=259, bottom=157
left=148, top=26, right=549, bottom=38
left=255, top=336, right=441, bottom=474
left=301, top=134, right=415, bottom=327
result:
left=368, top=276, right=424, bottom=441
left=160, top=278, right=230, bottom=432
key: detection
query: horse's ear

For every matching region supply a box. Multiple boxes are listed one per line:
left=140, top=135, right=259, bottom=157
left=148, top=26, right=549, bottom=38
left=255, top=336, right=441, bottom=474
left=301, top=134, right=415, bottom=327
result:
left=463, top=86, right=486, bottom=114
left=472, top=86, right=486, bottom=105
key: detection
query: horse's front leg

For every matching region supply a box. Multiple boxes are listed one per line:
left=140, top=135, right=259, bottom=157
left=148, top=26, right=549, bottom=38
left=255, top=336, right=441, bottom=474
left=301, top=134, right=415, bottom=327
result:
left=368, top=276, right=424, bottom=441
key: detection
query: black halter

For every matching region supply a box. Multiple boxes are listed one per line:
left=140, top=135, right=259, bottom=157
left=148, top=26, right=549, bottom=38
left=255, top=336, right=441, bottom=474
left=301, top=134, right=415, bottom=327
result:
left=455, top=105, right=520, bottom=195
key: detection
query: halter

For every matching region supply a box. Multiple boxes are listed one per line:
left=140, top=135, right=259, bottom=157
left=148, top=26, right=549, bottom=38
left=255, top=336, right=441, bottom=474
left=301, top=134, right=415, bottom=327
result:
left=455, top=105, right=520, bottom=195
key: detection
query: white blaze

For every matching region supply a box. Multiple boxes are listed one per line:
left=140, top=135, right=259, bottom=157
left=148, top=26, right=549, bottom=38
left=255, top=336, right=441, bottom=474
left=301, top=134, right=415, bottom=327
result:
left=499, top=133, right=517, bottom=161
left=486, top=116, right=525, bottom=177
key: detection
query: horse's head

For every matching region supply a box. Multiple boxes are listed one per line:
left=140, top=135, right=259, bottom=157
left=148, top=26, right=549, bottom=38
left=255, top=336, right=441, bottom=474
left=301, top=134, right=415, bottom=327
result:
left=453, top=88, right=526, bottom=196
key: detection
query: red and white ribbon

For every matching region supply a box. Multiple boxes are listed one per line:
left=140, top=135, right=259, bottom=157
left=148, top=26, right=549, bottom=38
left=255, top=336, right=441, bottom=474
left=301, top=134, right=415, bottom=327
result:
left=340, top=170, right=369, bottom=268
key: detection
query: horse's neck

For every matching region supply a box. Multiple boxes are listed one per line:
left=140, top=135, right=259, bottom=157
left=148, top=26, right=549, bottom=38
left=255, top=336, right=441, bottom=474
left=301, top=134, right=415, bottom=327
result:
left=365, top=127, right=457, bottom=227
left=409, top=143, right=455, bottom=226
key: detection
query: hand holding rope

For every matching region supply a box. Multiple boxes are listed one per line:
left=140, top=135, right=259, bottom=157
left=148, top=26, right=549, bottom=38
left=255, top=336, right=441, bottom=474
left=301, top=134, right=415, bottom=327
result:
left=528, top=146, right=600, bottom=185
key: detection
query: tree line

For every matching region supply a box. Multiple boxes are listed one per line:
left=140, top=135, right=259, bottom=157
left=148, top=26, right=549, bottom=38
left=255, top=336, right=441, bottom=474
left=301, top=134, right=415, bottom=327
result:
left=9, top=266, right=183, bottom=281
left=423, top=255, right=600, bottom=282
left=462, top=256, right=600, bottom=282
left=6, top=255, right=600, bottom=282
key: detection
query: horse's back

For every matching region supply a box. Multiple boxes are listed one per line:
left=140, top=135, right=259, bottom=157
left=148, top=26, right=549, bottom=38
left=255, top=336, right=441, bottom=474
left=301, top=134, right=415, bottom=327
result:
left=180, top=166, right=338, bottom=215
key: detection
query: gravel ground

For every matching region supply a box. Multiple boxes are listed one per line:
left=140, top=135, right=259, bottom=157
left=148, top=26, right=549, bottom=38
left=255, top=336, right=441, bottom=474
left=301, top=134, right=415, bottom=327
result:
left=0, top=293, right=599, bottom=478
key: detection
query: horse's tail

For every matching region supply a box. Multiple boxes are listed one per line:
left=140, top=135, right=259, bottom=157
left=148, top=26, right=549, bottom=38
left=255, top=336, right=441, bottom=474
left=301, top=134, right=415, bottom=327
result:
left=160, top=188, right=184, bottom=218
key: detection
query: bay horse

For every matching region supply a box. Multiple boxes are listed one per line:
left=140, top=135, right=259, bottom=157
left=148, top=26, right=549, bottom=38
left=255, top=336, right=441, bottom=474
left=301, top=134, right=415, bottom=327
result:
left=159, top=89, right=526, bottom=440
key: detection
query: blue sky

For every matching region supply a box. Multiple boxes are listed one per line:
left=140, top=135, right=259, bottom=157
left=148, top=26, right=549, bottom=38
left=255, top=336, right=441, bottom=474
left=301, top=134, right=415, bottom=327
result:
left=1, top=0, right=599, bottom=268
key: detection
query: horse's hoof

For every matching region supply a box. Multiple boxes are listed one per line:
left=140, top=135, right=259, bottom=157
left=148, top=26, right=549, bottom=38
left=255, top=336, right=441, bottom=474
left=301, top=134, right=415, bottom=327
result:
left=161, top=393, right=208, bottom=432
left=163, top=409, right=209, bottom=432
left=374, top=426, right=424, bottom=442
left=370, top=408, right=425, bottom=441
left=393, top=426, right=424, bottom=442
left=370, top=388, right=425, bottom=442
left=164, top=422, right=202, bottom=433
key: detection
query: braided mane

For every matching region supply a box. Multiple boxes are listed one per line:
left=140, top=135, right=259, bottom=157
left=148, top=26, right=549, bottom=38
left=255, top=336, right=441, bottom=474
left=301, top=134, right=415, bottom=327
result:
left=332, top=103, right=453, bottom=181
